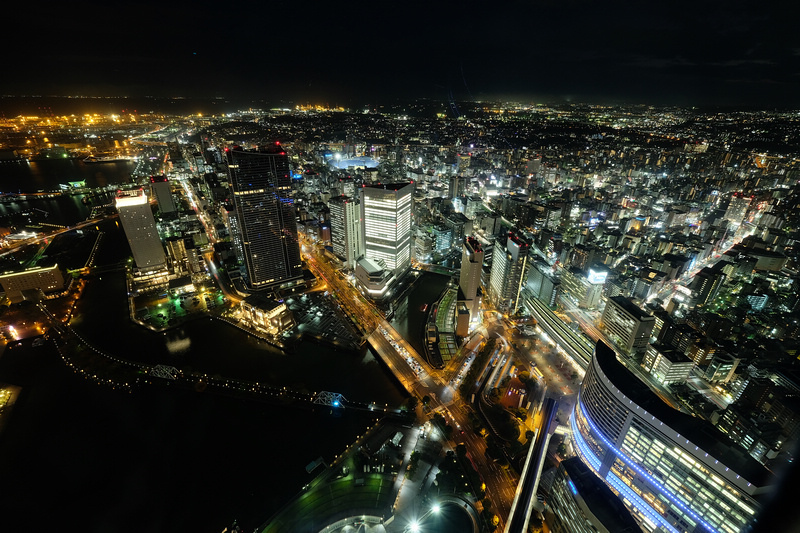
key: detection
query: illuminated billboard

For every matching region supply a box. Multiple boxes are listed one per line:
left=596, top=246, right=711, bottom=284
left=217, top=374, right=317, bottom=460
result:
left=587, top=268, right=608, bottom=284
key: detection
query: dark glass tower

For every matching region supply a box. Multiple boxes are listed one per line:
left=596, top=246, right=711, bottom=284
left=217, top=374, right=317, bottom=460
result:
left=226, top=144, right=302, bottom=291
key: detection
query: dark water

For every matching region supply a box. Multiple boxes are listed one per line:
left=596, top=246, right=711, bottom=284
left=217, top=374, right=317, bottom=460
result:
left=0, top=158, right=137, bottom=193
left=0, top=340, right=378, bottom=533
left=0, top=191, right=115, bottom=227
left=0, top=158, right=138, bottom=227
left=0, top=218, right=409, bottom=532
left=390, top=272, right=450, bottom=356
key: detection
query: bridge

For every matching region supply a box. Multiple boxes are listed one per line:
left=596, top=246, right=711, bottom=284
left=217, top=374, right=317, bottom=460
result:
left=313, top=391, right=346, bottom=408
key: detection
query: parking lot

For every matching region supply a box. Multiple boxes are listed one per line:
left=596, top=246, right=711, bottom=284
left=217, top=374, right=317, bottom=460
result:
left=287, top=292, right=362, bottom=348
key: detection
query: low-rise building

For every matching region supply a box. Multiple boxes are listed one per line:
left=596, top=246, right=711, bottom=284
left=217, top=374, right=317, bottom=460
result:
left=239, top=293, right=294, bottom=336
left=0, top=264, right=66, bottom=303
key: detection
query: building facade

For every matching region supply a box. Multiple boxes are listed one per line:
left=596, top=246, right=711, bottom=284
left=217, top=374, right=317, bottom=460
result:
left=572, top=341, right=772, bottom=533
left=547, top=457, right=640, bottom=533
left=0, top=264, right=65, bottom=303
left=488, top=231, right=530, bottom=313
left=115, top=189, right=167, bottom=272
left=642, top=343, right=694, bottom=385
left=360, top=182, right=413, bottom=279
left=226, top=145, right=303, bottom=292
left=561, top=266, right=606, bottom=310
left=459, top=236, right=484, bottom=318
left=525, top=260, right=561, bottom=308
left=599, top=295, right=655, bottom=356
left=329, top=196, right=363, bottom=271
left=149, top=175, right=176, bottom=215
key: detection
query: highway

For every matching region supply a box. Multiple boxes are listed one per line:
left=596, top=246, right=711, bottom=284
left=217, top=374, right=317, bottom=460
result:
left=298, top=238, right=523, bottom=529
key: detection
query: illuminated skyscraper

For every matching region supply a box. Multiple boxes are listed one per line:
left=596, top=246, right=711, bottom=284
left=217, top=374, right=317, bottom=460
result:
left=488, top=231, right=530, bottom=313
left=360, top=182, right=414, bottom=279
left=449, top=175, right=467, bottom=199
left=329, top=196, right=363, bottom=271
left=149, top=175, right=176, bottom=215
left=459, top=236, right=484, bottom=318
left=226, top=145, right=302, bottom=291
left=115, top=189, right=166, bottom=272
left=572, top=341, right=773, bottom=533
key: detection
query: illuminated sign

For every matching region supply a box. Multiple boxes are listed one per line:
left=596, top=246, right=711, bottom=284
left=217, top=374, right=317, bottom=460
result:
left=587, top=268, right=608, bottom=284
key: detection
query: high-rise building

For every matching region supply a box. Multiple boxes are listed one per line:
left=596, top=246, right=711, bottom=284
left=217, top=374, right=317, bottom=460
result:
left=561, top=266, right=607, bottom=310
left=524, top=260, right=560, bottom=307
left=149, top=175, right=176, bottom=215
left=329, top=196, right=363, bottom=270
left=226, top=145, right=303, bottom=292
left=546, top=457, right=640, bottom=533
left=459, top=236, right=484, bottom=318
left=449, top=175, right=467, bottom=199
left=691, top=265, right=726, bottom=307
left=360, top=182, right=414, bottom=279
left=488, top=231, right=530, bottom=313
left=572, top=341, right=773, bottom=533
left=599, top=295, right=655, bottom=356
left=116, top=189, right=166, bottom=272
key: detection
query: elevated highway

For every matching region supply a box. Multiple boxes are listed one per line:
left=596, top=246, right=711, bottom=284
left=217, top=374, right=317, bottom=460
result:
left=504, top=396, right=558, bottom=533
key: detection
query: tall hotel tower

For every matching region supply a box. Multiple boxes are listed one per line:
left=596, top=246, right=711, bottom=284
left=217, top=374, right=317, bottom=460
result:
left=360, top=182, right=414, bottom=279
left=115, top=189, right=166, bottom=272
left=459, top=236, right=484, bottom=319
left=226, top=145, right=302, bottom=291
left=329, top=196, right=363, bottom=271
left=572, top=341, right=773, bottom=533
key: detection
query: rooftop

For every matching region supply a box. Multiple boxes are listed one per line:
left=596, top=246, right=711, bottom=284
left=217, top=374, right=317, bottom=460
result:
left=594, top=341, right=773, bottom=489
left=608, top=295, right=653, bottom=321
left=560, top=457, right=641, bottom=533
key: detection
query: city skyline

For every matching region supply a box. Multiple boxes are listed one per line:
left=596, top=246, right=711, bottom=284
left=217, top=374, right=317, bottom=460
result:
left=4, top=1, right=800, bottom=108
left=3, top=96, right=800, bottom=532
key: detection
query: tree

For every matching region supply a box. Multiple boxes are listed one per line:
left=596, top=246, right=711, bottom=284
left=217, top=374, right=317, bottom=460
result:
left=403, top=396, right=418, bottom=412
left=557, top=442, right=567, bottom=459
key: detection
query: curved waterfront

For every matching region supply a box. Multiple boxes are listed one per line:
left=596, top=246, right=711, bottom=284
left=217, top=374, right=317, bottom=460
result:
left=0, top=213, right=409, bottom=533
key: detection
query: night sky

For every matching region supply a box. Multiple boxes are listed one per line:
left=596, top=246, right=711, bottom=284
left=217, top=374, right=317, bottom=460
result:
left=6, top=0, right=800, bottom=107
